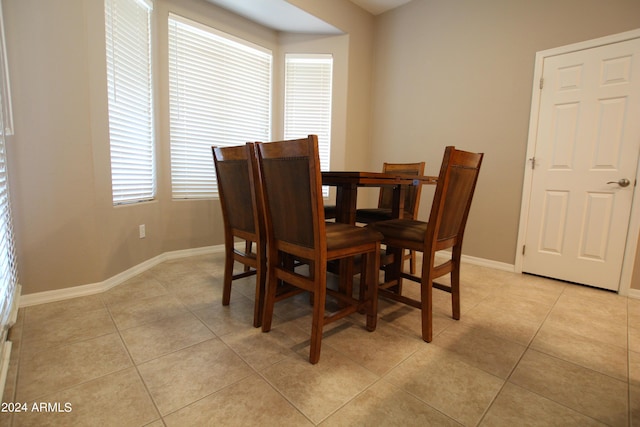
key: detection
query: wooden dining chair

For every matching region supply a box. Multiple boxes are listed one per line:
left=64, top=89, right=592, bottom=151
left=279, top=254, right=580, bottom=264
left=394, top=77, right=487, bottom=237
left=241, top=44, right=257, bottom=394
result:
left=356, top=162, right=425, bottom=274
left=212, top=143, right=266, bottom=328
left=256, top=135, right=383, bottom=364
left=369, top=146, right=483, bottom=342
left=355, top=162, right=426, bottom=223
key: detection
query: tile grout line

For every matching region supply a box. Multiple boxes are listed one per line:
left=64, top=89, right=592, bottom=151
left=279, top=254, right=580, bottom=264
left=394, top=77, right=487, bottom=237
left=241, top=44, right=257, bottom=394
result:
left=473, top=279, right=568, bottom=426
left=216, top=309, right=319, bottom=426
left=168, top=279, right=317, bottom=426
left=483, top=282, right=629, bottom=426
left=101, top=294, right=165, bottom=425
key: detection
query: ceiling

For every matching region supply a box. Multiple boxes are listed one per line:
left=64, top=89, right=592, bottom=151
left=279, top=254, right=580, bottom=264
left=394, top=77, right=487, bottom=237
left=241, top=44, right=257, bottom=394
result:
left=204, top=0, right=412, bottom=34
left=349, top=0, right=412, bottom=15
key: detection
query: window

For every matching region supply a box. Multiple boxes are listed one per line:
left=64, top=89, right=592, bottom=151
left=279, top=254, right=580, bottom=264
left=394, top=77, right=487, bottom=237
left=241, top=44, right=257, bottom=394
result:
left=168, top=15, right=272, bottom=199
left=0, top=105, right=16, bottom=349
left=105, top=0, right=155, bottom=205
left=284, top=54, right=333, bottom=175
left=0, top=0, right=17, bottom=381
left=0, top=3, right=12, bottom=136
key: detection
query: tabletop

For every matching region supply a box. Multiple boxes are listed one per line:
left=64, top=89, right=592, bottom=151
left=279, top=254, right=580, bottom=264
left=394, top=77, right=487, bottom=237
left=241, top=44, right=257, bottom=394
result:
left=322, top=171, right=437, bottom=187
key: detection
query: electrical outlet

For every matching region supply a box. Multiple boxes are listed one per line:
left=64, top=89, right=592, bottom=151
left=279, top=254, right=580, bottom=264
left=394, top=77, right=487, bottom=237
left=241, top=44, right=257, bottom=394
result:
left=139, top=224, right=146, bottom=239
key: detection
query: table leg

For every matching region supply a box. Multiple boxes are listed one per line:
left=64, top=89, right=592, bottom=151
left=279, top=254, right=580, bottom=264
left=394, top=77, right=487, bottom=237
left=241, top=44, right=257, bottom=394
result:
left=335, top=184, right=357, bottom=224
left=384, top=245, right=404, bottom=294
left=334, top=183, right=358, bottom=295
left=391, top=185, right=407, bottom=219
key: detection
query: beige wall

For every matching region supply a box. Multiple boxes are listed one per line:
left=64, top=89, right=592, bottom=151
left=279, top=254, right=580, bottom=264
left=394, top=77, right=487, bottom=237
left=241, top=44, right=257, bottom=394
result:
left=4, top=0, right=372, bottom=294
left=370, top=0, right=640, bottom=289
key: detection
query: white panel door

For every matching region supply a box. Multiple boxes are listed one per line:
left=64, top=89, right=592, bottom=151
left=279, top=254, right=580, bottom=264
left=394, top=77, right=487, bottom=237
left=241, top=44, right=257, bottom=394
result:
left=523, top=37, right=640, bottom=291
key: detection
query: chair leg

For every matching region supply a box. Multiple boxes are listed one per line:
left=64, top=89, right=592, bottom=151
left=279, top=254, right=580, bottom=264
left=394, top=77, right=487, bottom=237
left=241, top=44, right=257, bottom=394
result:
left=363, top=249, right=378, bottom=332
left=261, top=263, right=278, bottom=333
left=451, top=250, right=461, bottom=321
left=244, top=240, right=252, bottom=272
left=385, top=246, right=404, bottom=294
left=222, top=245, right=234, bottom=306
left=309, top=270, right=327, bottom=364
left=420, top=257, right=434, bottom=342
left=253, top=249, right=266, bottom=328
left=451, top=276, right=460, bottom=320
left=357, top=254, right=369, bottom=315
left=409, top=250, right=416, bottom=274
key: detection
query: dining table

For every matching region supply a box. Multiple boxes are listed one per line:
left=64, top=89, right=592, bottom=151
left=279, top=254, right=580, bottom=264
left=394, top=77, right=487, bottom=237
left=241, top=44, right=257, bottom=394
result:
left=321, top=171, right=437, bottom=294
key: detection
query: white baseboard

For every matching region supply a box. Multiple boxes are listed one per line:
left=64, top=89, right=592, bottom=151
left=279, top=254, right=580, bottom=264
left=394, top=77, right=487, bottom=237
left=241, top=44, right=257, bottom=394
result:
left=17, top=244, right=639, bottom=307
left=459, top=253, right=515, bottom=272
left=19, top=245, right=224, bottom=308
left=432, top=250, right=515, bottom=272
left=628, top=288, right=640, bottom=300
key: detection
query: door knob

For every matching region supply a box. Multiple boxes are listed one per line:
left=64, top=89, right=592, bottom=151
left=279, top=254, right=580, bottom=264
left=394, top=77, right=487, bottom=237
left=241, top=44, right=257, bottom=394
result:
left=606, top=178, right=630, bottom=187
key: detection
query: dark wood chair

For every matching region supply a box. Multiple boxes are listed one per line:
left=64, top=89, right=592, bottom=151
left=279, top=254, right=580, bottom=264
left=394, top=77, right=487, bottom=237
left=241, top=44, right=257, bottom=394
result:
left=256, top=135, right=383, bottom=364
left=355, top=162, right=425, bottom=223
left=369, top=147, right=483, bottom=342
left=212, top=143, right=266, bottom=328
left=355, top=162, right=425, bottom=274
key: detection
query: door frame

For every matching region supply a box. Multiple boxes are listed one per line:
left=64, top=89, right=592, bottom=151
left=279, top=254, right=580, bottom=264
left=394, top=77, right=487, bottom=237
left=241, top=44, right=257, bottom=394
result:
left=515, top=28, right=640, bottom=297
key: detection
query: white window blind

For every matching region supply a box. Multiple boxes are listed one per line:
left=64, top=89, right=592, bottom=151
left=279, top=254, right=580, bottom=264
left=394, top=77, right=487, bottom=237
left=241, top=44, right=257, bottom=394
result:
left=105, top=0, right=155, bottom=205
left=0, top=3, right=12, bottom=136
left=0, top=117, right=16, bottom=346
left=0, top=2, right=17, bottom=364
left=284, top=54, right=333, bottom=174
left=168, top=14, right=272, bottom=199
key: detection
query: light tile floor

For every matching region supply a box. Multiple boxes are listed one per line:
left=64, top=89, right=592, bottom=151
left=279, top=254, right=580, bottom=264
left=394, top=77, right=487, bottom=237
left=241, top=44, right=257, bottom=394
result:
left=1, top=253, right=638, bottom=426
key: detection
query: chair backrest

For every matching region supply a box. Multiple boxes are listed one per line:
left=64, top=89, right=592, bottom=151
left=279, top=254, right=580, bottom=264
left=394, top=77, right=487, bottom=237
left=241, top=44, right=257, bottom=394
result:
left=426, top=147, right=483, bottom=252
left=256, top=135, right=325, bottom=260
left=378, top=162, right=426, bottom=218
left=212, top=143, right=264, bottom=241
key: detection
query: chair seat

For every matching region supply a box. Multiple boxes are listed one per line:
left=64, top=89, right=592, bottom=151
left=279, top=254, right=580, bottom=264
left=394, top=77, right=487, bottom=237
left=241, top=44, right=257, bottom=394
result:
left=369, top=218, right=427, bottom=244
left=327, top=244, right=396, bottom=276
left=355, top=207, right=413, bottom=223
left=326, top=222, right=383, bottom=251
